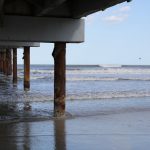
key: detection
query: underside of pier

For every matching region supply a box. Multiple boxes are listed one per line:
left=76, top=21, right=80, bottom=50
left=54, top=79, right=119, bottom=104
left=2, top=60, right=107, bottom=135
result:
left=0, top=0, right=131, bottom=19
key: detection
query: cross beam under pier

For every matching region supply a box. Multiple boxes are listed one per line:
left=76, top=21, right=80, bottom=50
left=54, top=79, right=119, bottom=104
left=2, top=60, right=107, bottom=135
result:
left=0, top=41, right=40, bottom=48
left=0, top=16, right=84, bottom=43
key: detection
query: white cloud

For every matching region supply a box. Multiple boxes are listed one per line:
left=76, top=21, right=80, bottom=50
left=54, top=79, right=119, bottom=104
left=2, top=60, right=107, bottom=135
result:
left=119, top=6, right=131, bottom=12
left=103, top=14, right=128, bottom=23
left=102, top=5, right=131, bottom=23
left=85, top=5, right=131, bottom=24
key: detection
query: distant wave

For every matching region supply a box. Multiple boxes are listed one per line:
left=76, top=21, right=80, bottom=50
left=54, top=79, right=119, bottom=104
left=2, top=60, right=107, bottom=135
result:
left=17, top=68, right=150, bottom=75
left=118, top=78, right=150, bottom=81
left=17, top=66, right=150, bottom=82
left=67, top=77, right=118, bottom=81
left=99, top=64, right=122, bottom=68
left=67, top=77, right=150, bottom=81
left=122, top=65, right=150, bottom=68
left=18, top=76, right=52, bottom=80
left=17, top=76, right=150, bottom=81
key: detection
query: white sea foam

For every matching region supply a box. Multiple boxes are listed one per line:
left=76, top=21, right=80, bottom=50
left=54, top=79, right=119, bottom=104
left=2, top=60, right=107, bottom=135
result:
left=17, top=75, right=150, bottom=81
left=66, top=69, right=150, bottom=75
left=67, top=77, right=150, bottom=81
left=17, top=66, right=150, bottom=82
left=2, top=90, right=150, bottom=102
left=67, top=91, right=150, bottom=100
left=18, top=66, right=150, bottom=76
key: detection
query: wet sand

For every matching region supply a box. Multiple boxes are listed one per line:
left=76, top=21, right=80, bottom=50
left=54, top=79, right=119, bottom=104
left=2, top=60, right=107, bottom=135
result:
left=0, top=101, right=150, bottom=150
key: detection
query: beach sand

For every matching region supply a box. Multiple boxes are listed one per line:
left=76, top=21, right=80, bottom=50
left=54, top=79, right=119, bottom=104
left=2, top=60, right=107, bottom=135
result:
left=0, top=99, right=150, bottom=150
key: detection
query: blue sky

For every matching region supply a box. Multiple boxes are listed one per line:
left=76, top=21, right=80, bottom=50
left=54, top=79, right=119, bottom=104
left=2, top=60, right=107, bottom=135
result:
left=18, top=0, right=150, bottom=65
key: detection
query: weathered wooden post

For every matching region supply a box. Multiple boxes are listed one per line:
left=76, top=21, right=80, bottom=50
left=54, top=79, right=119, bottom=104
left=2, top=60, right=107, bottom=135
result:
left=13, top=48, right=17, bottom=84
left=3, top=51, right=7, bottom=75
left=0, top=52, right=3, bottom=72
left=1, top=52, right=4, bottom=74
left=52, top=42, right=66, bottom=117
left=24, top=47, right=30, bottom=90
left=1, top=52, right=4, bottom=73
left=6, top=49, right=12, bottom=76
left=0, top=52, right=2, bottom=72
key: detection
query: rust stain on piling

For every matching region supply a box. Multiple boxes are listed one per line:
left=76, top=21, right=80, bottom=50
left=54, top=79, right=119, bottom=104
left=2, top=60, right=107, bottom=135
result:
left=13, top=48, right=17, bottom=84
left=0, top=52, right=3, bottom=72
left=3, top=52, right=7, bottom=75
left=6, top=49, right=12, bottom=76
left=24, top=47, right=30, bottom=90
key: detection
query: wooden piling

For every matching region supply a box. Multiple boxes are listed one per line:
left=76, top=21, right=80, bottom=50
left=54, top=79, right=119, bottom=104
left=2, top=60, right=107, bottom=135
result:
left=3, top=52, right=7, bottom=75
left=1, top=52, right=4, bottom=73
left=24, top=47, right=30, bottom=90
left=0, top=52, right=2, bottom=72
left=13, top=48, right=17, bottom=84
left=1, top=52, right=5, bottom=74
left=52, top=43, right=66, bottom=117
left=6, top=49, right=12, bottom=76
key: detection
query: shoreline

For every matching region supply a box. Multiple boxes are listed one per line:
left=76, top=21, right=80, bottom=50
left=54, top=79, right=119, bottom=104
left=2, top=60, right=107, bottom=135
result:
left=1, top=97, right=150, bottom=123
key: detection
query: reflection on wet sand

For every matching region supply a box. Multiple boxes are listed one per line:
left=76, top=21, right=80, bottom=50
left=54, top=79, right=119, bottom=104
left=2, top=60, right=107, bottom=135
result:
left=0, top=124, right=18, bottom=150
left=0, top=119, right=67, bottom=150
left=54, top=119, right=66, bottom=150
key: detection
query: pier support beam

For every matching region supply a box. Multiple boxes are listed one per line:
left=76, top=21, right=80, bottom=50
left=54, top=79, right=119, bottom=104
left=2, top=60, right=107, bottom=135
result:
left=0, top=52, right=2, bottom=72
left=52, top=43, right=66, bottom=117
left=24, top=47, right=30, bottom=90
left=13, top=48, right=17, bottom=84
left=1, top=52, right=5, bottom=73
left=3, top=51, right=7, bottom=75
left=6, top=49, right=12, bottom=76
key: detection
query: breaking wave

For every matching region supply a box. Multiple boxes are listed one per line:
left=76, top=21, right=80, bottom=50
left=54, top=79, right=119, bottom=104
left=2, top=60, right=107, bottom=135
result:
left=2, top=90, right=150, bottom=102
left=67, top=77, right=150, bottom=81
left=18, top=67, right=150, bottom=75
left=17, top=76, right=150, bottom=81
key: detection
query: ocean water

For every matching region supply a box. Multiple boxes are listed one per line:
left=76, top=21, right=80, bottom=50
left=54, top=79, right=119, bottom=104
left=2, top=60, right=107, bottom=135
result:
left=1, top=64, right=150, bottom=119
left=18, top=64, right=150, bottom=100
left=1, top=64, right=150, bottom=101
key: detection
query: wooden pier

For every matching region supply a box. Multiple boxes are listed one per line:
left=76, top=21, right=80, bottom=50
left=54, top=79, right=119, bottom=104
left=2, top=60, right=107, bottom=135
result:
left=0, top=0, right=131, bottom=117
